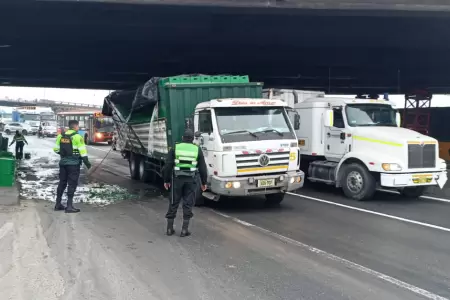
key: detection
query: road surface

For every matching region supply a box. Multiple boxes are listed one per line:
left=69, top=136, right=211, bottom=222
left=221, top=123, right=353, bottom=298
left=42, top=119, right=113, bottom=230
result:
left=1, top=135, right=449, bottom=300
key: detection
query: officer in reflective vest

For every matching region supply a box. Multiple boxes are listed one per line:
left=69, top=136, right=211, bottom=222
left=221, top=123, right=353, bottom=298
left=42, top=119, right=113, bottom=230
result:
left=163, top=129, right=207, bottom=237
left=9, top=130, right=28, bottom=159
left=53, top=120, right=92, bottom=213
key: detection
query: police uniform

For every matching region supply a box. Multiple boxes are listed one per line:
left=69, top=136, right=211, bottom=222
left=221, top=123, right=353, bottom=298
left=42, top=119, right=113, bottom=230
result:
left=163, top=130, right=207, bottom=237
left=9, top=133, right=28, bottom=159
left=53, top=129, right=91, bottom=213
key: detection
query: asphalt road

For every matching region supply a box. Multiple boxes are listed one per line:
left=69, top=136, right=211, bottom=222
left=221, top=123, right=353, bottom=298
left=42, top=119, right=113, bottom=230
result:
left=1, top=136, right=450, bottom=300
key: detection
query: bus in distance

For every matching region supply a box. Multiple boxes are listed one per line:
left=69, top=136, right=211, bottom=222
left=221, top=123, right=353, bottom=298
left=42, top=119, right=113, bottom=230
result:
left=56, top=111, right=114, bottom=144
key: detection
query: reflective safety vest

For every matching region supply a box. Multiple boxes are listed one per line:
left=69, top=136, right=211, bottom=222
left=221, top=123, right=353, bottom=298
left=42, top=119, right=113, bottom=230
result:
left=174, top=143, right=199, bottom=175
left=53, top=130, right=88, bottom=161
left=13, top=134, right=26, bottom=143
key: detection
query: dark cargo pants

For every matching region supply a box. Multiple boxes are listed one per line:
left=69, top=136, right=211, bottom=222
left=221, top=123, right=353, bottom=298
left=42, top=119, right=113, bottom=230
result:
left=56, top=164, right=81, bottom=201
left=165, top=176, right=197, bottom=220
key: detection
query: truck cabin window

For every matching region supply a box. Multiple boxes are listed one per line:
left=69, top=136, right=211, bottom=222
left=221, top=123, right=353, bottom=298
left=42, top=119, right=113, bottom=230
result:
left=199, top=110, right=213, bottom=134
left=333, top=108, right=345, bottom=128
left=345, top=104, right=397, bottom=127
left=215, top=107, right=295, bottom=143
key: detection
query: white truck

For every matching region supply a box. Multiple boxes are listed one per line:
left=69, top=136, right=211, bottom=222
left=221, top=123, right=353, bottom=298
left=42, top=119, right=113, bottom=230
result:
left=266, top=89, right=448, bottom=200
left=104, top=75, right=305, bottom=205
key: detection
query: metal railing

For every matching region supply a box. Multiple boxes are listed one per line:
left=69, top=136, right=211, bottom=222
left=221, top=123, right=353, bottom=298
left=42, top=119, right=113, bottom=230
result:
left=0, top=98, right=102, bottom=109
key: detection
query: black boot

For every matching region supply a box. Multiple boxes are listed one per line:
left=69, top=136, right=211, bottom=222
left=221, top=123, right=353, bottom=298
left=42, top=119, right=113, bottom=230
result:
left=180, top=219, right=191, bottom=237
left=166, top=219, right=175, bottom=236
left=54, top=199, right=66, bottom=211
left=65, top=196, right=80, bottom=213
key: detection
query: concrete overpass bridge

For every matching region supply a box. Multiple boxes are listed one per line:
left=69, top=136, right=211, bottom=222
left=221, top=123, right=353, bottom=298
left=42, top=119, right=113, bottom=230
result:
left=0, top=98, right=102, bottom=113
left=0, top=0, right=450, bottom=93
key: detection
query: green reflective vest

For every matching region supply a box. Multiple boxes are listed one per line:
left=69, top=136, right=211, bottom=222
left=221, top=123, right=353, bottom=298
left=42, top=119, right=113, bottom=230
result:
left=174, top=143, right=199, bottom=173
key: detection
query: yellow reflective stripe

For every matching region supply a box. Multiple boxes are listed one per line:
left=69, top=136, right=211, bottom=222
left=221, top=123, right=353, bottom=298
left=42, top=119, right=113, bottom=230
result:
left=353, top=136, right=403, bottom=147
left=237, top=165, right=288, bottom=173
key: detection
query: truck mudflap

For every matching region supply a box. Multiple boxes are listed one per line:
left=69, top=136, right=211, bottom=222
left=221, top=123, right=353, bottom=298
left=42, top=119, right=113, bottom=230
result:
left=210, top=171, right=305, bottom=197
left=380, top=171, right=448, bottom=189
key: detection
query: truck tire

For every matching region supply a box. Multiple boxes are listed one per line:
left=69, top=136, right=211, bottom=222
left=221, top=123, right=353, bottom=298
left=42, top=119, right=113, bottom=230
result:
left=129, top=153, right=140, bottom=180
left=400, top=186, right=426, bottom=199
left=341, top=163, right=376, bottom=201
left=138, top=158, right=152, bottom=183
left=264, top=193, right=285, bottom=205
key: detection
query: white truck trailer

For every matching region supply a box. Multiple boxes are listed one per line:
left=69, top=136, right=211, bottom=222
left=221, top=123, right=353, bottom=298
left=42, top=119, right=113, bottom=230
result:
left=265, top=89, right=448, bottom=200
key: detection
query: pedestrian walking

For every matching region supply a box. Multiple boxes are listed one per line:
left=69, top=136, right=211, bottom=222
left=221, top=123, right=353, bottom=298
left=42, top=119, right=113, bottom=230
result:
left=9, top=130, right=28, bottom=159
left=163, top=129, right=208, bottom=237
left=53, top=120, right=92, bottom=213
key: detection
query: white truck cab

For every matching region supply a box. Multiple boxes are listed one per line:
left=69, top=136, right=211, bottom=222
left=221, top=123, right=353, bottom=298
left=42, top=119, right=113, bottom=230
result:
left=266, top=89, right=448, bottom=200
left=193, top=98, right=304, bottom=204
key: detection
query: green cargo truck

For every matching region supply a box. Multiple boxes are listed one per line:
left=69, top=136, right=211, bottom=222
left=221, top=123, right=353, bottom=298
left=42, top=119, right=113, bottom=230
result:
left=103, top=75, right=304, bottom=205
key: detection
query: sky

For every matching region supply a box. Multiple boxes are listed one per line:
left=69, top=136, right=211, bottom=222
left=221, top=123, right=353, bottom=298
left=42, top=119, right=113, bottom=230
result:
left=0, top=86, right=449, bottom=112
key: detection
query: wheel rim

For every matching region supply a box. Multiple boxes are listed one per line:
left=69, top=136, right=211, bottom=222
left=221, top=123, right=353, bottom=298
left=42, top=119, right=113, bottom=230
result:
left=130, top=157, right=135, bottom=173
left=139, top=160, right=145, bottom=179
left=347, top=171, right=364, bottom=193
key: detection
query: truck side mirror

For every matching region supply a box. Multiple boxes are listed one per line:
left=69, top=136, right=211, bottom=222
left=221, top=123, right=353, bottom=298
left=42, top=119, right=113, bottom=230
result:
left=396, top=112, right=401, bottom=127
left=194, top=131, right=201, bottom=138
left=294, top=113, right=300, bottom=130
left=323, top=110, right=334, bottom=127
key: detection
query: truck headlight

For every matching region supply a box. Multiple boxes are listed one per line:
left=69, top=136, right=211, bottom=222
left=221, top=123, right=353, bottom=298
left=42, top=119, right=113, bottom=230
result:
left=382, top=163, right=402, bottom=171
left=233, top=182, right=241, bottom=189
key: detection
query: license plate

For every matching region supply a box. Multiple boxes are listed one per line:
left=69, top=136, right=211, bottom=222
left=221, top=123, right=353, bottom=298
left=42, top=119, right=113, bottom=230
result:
left=258, top=179, right=275, bottom=187
left=412, top=174, right=432, bottom=184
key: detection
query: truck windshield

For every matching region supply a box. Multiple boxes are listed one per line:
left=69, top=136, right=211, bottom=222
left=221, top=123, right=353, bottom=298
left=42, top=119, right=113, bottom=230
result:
left=22, top=114, right=40, bottom=121
left=345, top=104, right=397, bottom=127
left=215, top=107, right=295, bottom=143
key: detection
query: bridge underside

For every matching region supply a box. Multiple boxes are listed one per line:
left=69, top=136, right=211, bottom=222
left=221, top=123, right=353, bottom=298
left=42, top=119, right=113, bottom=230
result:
left=1, top=1, right=450, bottom=93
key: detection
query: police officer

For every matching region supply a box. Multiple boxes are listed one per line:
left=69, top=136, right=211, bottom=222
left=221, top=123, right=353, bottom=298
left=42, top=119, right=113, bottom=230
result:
left=9, top=130, right=28, bottom=159
left=53, top=120, right=91, bottom=213
left=163, top=129, right=207, bottom=237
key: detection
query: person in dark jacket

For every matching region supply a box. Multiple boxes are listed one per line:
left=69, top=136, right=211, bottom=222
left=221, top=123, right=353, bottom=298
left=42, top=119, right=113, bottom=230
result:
left=163, top=129, right=208, bottom=237
left=9, top=130, right=28, bottom=159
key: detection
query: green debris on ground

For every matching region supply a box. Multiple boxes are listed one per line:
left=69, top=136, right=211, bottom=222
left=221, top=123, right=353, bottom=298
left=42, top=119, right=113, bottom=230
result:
left=87, top=183, right=137, bottom=204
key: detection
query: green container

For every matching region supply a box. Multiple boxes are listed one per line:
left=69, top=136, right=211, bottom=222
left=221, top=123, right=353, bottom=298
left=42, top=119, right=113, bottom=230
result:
left=0, top=151, right=13, bottom=158
left=158, top=80, right=263, bottom=156
left=0, top=173, right=15, bottom=187
left=0, top=157, right=15, bottom=175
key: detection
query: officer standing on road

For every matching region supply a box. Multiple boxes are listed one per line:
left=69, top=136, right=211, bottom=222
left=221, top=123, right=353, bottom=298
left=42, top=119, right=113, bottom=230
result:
left=53, top=120, right=91, bottom=213
left=163, top=128, right=208, bottom=237
left=9, top=130, right=28, bottom=159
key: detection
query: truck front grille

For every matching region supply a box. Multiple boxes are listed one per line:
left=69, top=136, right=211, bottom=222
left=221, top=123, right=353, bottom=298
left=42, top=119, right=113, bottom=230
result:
left=408, top=144, right=436, bottom=169
left=235, top=151, right=291, bottom=173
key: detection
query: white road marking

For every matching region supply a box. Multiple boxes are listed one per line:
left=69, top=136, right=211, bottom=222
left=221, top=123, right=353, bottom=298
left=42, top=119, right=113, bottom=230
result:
left=212, top=210, right=448, bottom=300
left=421, top=195, right=450, bottom=204
left=88, top=145, right=119, bottom=154
left=378, top=189, right=450, bottom=203
left=287, top=192, right=450, bottom=233
left=0, top=222, right=13, bottom=240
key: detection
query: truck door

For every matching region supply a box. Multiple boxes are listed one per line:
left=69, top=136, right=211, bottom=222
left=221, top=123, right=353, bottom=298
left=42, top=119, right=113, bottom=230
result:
left=194, top=109, right=214, bottom=172
left=325, top=107, right=347, bottom=160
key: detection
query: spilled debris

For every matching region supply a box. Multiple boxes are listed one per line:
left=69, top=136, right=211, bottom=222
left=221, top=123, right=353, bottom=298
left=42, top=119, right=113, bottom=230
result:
left=16, top=140, right=136, bottom=206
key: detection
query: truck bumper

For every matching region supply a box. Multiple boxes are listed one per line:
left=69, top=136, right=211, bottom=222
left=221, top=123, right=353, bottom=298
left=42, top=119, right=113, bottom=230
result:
left=210, top=170, right=305, bottom=197
left=380, top=171, right=448, bottom=188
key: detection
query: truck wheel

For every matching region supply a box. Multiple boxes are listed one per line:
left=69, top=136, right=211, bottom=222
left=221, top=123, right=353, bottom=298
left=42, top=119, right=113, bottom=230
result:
left=400, top=186, right=426, bottom=199
left=138, top=158, right=152, bottom=182
left=129, top=153, right=140, bottom=180
left=264, top=193, right=285, bottom=205
left=341, top=163, right=376, bottom=201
